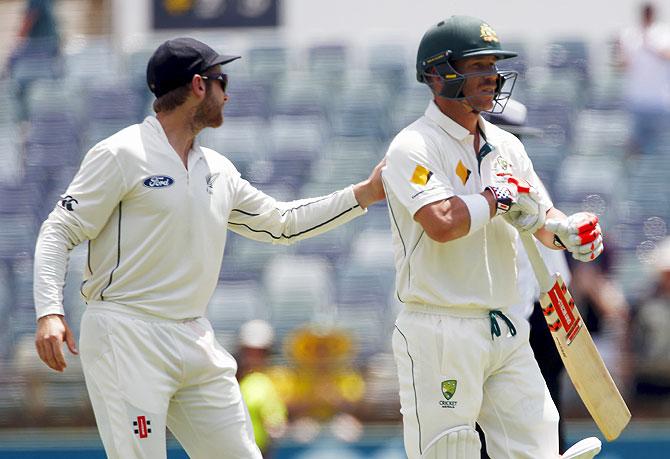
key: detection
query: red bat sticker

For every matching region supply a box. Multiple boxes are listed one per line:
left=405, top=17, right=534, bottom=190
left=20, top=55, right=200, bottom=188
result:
left=547, top=280, right=582, bottom=345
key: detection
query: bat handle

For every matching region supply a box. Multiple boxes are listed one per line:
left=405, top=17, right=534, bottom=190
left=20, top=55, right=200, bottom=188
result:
left=519, top=231, right=554, bottom=292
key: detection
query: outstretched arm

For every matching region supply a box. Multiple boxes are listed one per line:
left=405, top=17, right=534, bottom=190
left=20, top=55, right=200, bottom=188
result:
left=228, top=159, right=386, bottom=245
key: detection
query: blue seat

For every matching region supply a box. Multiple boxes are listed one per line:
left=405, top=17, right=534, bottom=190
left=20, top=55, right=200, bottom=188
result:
left=586, top=72, right=625, bottom=110
left=543, top=40, right=590, bottom=81
left=25, top=140, right=81, bottom=170
left=25, top=79, right=81, bottom=121
left=295, top=225, right=354, bottom=265
left=263, top=254, right=334, bottom=344
left=308, top=43, right=348, bottom=76
left=496, top=41, right=529, bottom=80
left=85, top=84, right=145, bottom=124
left=367, top=44, right=410, bottom=93
left=335, top=264, right=395, bottom=308
left=572, top=109, right=632, bottom=156
left=526, top=102, right=575, bottom=146
left=268, top=115, right=326, bottom=153
left=208, top=280, right=268, bottom=349
left=246, top=45, right=289, bottom=81
left=64, top=39, right=120, bottom=84
left=389, top=85, right=432, bottom=134
left=225, top=80, right=271, bottom=118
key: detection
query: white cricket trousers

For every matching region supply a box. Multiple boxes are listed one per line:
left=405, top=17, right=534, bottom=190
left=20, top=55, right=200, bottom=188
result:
left=392, top=304, right=560, bottom=459
left=79, top=305, right=262, bottom=459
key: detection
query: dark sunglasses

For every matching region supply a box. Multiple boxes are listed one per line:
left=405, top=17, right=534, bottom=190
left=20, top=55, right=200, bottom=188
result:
left=201, top=73, right=228, bottom=93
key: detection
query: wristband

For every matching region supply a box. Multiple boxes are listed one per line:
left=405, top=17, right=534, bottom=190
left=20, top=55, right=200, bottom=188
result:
left=460, top=194, right=491, bottom=236
left=485, top=185, right=513, bottom=216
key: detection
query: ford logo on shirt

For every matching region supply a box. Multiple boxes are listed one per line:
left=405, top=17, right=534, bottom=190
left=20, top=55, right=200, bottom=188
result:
left=143, top=175, right=175, bottom=188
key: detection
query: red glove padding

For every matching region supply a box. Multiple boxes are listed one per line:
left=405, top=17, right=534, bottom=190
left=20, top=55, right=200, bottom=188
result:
left=545, top=212, right=604, bottom=262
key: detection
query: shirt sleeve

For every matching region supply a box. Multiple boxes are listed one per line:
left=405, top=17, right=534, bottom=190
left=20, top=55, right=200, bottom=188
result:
left=228, top=174, right=365, bottom=245
left=513, top=139, right=554, bottom=209
left=33, top=144, right=128, bottom=319
left=382, top=129, right=454, bottom=216
left=648, top=24, right=670, bottom=53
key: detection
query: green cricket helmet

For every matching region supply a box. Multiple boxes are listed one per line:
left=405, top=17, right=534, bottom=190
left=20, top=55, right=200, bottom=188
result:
left=416, top=15, right=518, bottom=113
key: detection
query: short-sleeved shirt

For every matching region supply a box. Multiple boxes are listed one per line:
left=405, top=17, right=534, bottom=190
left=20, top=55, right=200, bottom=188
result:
left=620, top=23, right=670, bottom=110
left=382, top=101, right=552, bottom=310
left=34, top=116, right=364, bottom=320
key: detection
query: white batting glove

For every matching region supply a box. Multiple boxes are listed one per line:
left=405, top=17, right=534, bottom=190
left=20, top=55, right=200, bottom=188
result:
left=545, top=212, right=604, bottom=262
left=487, top=175, right=547, bottom=233
left=504, top=185, right=548, bottom=234
left=486, top=175, right=533, bottom=216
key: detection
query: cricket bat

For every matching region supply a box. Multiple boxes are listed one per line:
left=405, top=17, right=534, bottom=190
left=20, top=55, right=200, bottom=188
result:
left=519, top=232, right=631, bottom=441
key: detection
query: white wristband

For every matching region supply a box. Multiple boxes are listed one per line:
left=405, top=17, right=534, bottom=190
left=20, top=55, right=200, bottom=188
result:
left=460, top=193, right=491, bottom=236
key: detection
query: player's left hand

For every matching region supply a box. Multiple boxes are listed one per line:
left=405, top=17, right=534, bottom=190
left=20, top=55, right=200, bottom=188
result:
left=545, top=212, right=604, bottom=262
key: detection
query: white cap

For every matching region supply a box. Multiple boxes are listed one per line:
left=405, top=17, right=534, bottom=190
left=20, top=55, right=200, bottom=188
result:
left=487, top=99, right=543, bottom=137
left=498, top=99, right=528, bottom=126
left=654, top=237, right=670, bottom=272
left=239, top=319, right=275, bottom=349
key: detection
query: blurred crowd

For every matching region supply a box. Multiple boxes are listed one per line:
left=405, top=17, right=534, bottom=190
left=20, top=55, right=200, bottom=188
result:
left=1, top=0, right=670, bottom=444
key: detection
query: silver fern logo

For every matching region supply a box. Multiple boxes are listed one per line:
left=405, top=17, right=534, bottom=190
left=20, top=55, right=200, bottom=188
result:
left=206, top=173, right=220, bottom=194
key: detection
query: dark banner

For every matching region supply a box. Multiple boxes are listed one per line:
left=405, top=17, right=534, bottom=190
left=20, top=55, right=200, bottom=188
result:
left=153, top=0, right=279, bottom=29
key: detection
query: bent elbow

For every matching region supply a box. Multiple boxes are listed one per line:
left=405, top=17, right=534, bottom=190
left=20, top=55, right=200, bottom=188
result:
left=424, top=225, right=459, bottom=243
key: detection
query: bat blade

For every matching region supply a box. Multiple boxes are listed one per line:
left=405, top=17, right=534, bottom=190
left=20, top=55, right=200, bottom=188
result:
left=539, top=274, right=631, bottom=441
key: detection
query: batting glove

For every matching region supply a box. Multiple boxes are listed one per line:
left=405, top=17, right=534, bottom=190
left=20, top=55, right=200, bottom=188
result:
left=486, top=175, right=530, bottom=216
left=487, top=175, right=547, bottom=233
left=545, top=212, right=604, bottom=262
left=503, top=195, right=548, bottom=233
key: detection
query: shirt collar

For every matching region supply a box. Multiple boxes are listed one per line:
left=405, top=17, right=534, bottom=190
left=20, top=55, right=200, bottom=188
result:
left=144, top=115, right=204, bottom=163
left=424, top=100, right=474, bottom=142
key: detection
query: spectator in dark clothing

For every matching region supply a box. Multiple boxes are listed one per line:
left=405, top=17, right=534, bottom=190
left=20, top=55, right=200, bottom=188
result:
left=5, top=0, right=62, bottom=121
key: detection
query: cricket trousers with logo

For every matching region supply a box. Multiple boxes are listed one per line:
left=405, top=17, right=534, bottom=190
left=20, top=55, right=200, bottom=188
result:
left=79, top=303, right=262, bottom=459
left=392, top=303, right=559, bottom=459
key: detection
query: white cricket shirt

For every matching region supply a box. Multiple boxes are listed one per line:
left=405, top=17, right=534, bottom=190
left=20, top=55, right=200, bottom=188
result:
left=620, top=23, right=670, bottom=110
left=382, top=101, right=552, bottom=310
left=34, top=116, right=365, bottom=320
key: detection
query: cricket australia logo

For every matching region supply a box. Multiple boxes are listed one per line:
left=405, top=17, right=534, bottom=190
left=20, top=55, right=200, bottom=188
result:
left=133, top=415, right=152, bottom=439
left=59, top=195, right=78, bottom=211
left=480, top=23, right=499, bottom=43
left=206, top=172, right=220, bottom=195
left=493, top=156, right=513, bottom=175
left=440, top=379, right=458, bottom=409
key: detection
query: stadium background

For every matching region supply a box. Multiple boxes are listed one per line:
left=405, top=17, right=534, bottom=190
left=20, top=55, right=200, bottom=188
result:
left=1, top=0, right=669, bottom=457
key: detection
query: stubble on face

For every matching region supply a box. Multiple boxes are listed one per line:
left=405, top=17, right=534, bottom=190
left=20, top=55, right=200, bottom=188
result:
left=454, top=57, right=498, bottom=113
left=192, top=88, right=224, bottom=132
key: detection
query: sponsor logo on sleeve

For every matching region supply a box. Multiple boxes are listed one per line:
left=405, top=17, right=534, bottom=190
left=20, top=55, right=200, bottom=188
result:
left=143, top=175, right=175, bottom=188
left=410, top=165, right=433, bottom=186
left=59, top=195, right=78, bottom=211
